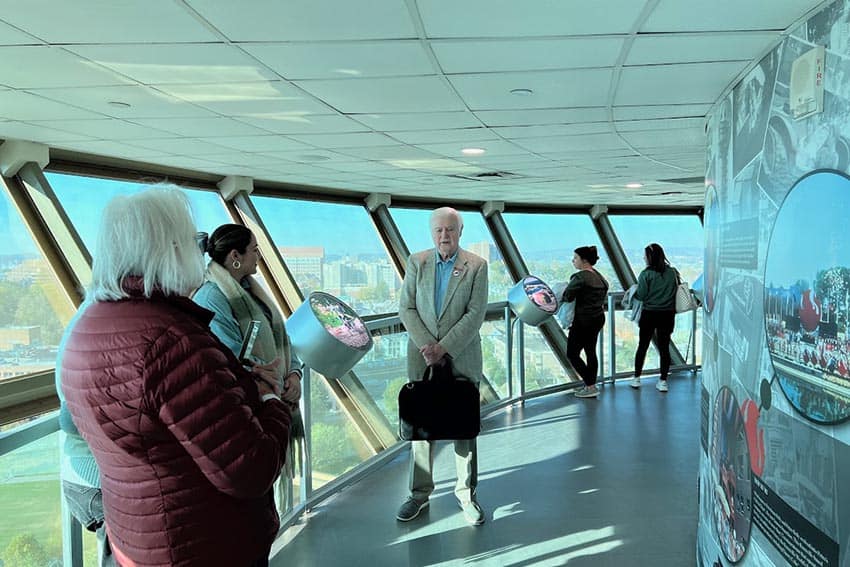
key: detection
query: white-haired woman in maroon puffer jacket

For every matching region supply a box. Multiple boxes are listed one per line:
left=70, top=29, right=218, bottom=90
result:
left=61, top=186, right=290, bottom=567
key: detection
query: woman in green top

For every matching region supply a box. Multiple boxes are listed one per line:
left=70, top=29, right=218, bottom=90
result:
left=563, top=245, right=609, bottom=399
left=631, top=243, right=678, bottom=392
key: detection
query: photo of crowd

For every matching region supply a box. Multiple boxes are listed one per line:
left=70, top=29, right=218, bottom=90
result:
left=763, top=171, right=850, bottom=424
left=522, top=276, right=558, bottom=313
left=711, top=387, right=753, bottom=563
left=310, top=292, right=372, bottom=350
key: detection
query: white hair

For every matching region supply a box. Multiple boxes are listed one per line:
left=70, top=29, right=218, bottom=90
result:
left=88, top=185, right=205, bottom=301
left=429, top=207, right=463, bottom=229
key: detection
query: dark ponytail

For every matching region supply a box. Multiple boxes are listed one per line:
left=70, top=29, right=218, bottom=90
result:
left=645, top=243, right=670, bottom=273
left=574, top=245, right=599, bottom=266
left=206, top=224, right=253, bottom=266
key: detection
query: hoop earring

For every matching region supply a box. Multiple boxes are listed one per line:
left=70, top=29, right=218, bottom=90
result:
left=232, top=260, right=241, bottom=270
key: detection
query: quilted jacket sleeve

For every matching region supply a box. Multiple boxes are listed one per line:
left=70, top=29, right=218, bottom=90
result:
left=147, top=325, right=291, bottom=499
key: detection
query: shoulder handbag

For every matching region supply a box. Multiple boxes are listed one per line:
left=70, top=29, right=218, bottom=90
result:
left=398, top=361, right=480, bottom=441
left=674, top=270, right=700, bottom=313
left=551, top=281, right=575, bottom=329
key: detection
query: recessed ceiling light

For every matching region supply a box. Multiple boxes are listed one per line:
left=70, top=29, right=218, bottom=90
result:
left=509, top=88, right=533, bottom=96
left=107, top=101, right=131, bottom=108
left=626, top=183, right=643, bottom=189
left=461, top=147, right=486, bottom=156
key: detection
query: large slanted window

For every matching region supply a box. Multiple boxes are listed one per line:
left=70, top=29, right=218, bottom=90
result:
left=608, top=214, right=704, bottom=364
left=47, top=172, right=231, bottom=256
left=390, top=207, right=512, bottom=303
left=0, top=180, right=74, bottom=380
left=503, top=212, right=615, bottom=389
left=251, top=196, right=401, bottom=316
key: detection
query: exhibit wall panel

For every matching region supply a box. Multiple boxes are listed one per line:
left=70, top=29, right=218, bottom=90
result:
left=698, top=4, right=850, bottom=565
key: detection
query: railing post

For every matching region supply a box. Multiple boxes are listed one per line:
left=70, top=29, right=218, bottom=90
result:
left=505, top=305, right=513, bottom=399
left=301, top=368, right=312, bottom=504
left=517, top=320, right=526, bottom=398
left=692, top=308, right=698, bottom=368
left=608, top=293, right=617, bottom=379
left=60, top=466, right=84, bottom=566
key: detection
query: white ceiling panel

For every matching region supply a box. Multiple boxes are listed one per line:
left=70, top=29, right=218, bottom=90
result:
left=0, top=91, right=105, bottom=120
left=286, top=132, right=398, bottom=149
left=126, top=138, right=233, bottom=156
left=260, top=162, right=340, bottom=175
left=334, top=145, right=444, bottom=161
left=130, top=117, right=269, bottom=137
left=0, top=121, right=94, bottom=143
left=414, top=139, right=527, bottom=158
left=259, top=149, right=355, bottom=164
left=474, top=108, right=609, bottom=127
left=29, top=119, right=177, bottom=140
left=154, top=82, right=334, bottom=116
left=643, top=0, right=816, bottom=32
left=0, top=46, right=133, bottom=88
left=29, top=85, right=216, bottom=119
left=627, top=32, right=779, bottom=65
left=351, top=112, right=482, bottom=131
left=67, top=44, right=277, bottom=85
left=515, top=133, right=631, bottom=153
left=242, top=41, right=433, bottom=80
left=494, top=123, right=614, bottom=139
left=295, top=76, right=465, bottom=113
left=449, top=69, right=613, bottom=110
left=196, top=136, right=313, bottom=153
left=0, top=20, right=37, bottom=45
left=615, top=61, right=749, bottom=106
left=612, top=104, right=712, bottom=121
left=52, top=140, right=172, bottom=160
left=236, top=114, right=366, bottom=135
left=200, top=153, right=296, bottom=167
left=187, top=0, right=416, bottom=41
left=433, top=37, right=624, bottom=74
left=389, top=128, right=501, bottom=145
left=0, top=1, right=219, bottom=43
left=418, top=0, right=645, bottom=37
left=614, top=117, right=706, bottom=132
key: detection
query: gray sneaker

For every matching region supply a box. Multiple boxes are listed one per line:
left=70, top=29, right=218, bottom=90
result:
left=396, top=497, right=429, bottom=522
left=574, top=386, right=599, bottom=398
left=656, top=379, right=669, bottom=393
left=457, top=499, right=485, bottom=526
left=629, top=377, right=641, bottom=389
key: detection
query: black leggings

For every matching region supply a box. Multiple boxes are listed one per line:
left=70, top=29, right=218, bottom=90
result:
left=634, top=310, right=676, bottom=380
left=567, top=314, right=605, bottom=387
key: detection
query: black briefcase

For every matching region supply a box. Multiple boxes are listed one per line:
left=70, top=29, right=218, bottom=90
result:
left=398, top=362, right=480, bottom=441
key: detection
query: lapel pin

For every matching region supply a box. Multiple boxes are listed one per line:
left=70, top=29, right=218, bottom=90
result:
left=452, top=269, right=461, bottom=277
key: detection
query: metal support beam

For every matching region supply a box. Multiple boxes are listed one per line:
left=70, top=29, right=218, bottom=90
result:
left=483, top=209, right=578, bottom=380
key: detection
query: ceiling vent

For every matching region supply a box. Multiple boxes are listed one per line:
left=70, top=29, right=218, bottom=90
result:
left=450, top=171, right=523, bottom=181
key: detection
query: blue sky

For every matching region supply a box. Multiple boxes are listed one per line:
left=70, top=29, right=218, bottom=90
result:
left=765, top=172, right=850, bottom=286
left=3, top=173, right=704, bottom=260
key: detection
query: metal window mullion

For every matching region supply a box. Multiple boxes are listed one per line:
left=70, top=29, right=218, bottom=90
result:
left=367, top=203, right=409, bottom=280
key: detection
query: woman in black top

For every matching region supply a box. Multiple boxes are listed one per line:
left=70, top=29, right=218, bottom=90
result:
left=631, top=243, right=678, bottom=392
left=563, top=246, right=609, bottom=399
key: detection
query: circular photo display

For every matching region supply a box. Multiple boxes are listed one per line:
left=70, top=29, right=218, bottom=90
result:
left=710, top=387, right=753, bottom=564
left=309, top=292, right=371, bottom=350
left=522, top=276, right=557, bottom=313
left=704, top=184, right=719, bottom=314
left=764, top=171, right=850, bottom=424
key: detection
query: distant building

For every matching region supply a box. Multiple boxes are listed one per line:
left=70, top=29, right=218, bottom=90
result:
left=281, top=246, right=324, bottom=289
left=0, top=327, right=40, bottom=351
left=467, top=241, right=489, bottom=262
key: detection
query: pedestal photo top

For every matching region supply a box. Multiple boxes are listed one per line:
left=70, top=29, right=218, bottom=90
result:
left=287, top=291, right=372, bottom=378
left=508, top=275, right=557, bottom=326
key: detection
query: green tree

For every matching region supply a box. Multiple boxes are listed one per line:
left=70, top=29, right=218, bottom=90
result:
left=360, top=280, right=390, bottom=301
left=382, top=376, right=407, bottom=422
left=311, top=422, right=351, bottom=476
left=14, top=284, right=64, bottom=344
left=3, top=534, right=50, bottom=567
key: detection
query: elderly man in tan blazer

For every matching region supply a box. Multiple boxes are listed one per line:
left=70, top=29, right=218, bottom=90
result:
left=396, top=207, right=489, bottom=526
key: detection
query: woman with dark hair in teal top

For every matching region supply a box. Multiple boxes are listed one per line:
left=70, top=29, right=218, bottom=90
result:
left=631, top=243, right=678, bottom=392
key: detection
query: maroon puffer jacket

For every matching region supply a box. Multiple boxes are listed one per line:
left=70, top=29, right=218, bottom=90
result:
left=61, top=279, right=291, bottom=567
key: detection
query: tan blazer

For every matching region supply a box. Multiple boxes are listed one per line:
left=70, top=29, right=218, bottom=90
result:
left=399, top=248, right=489, bottom=383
